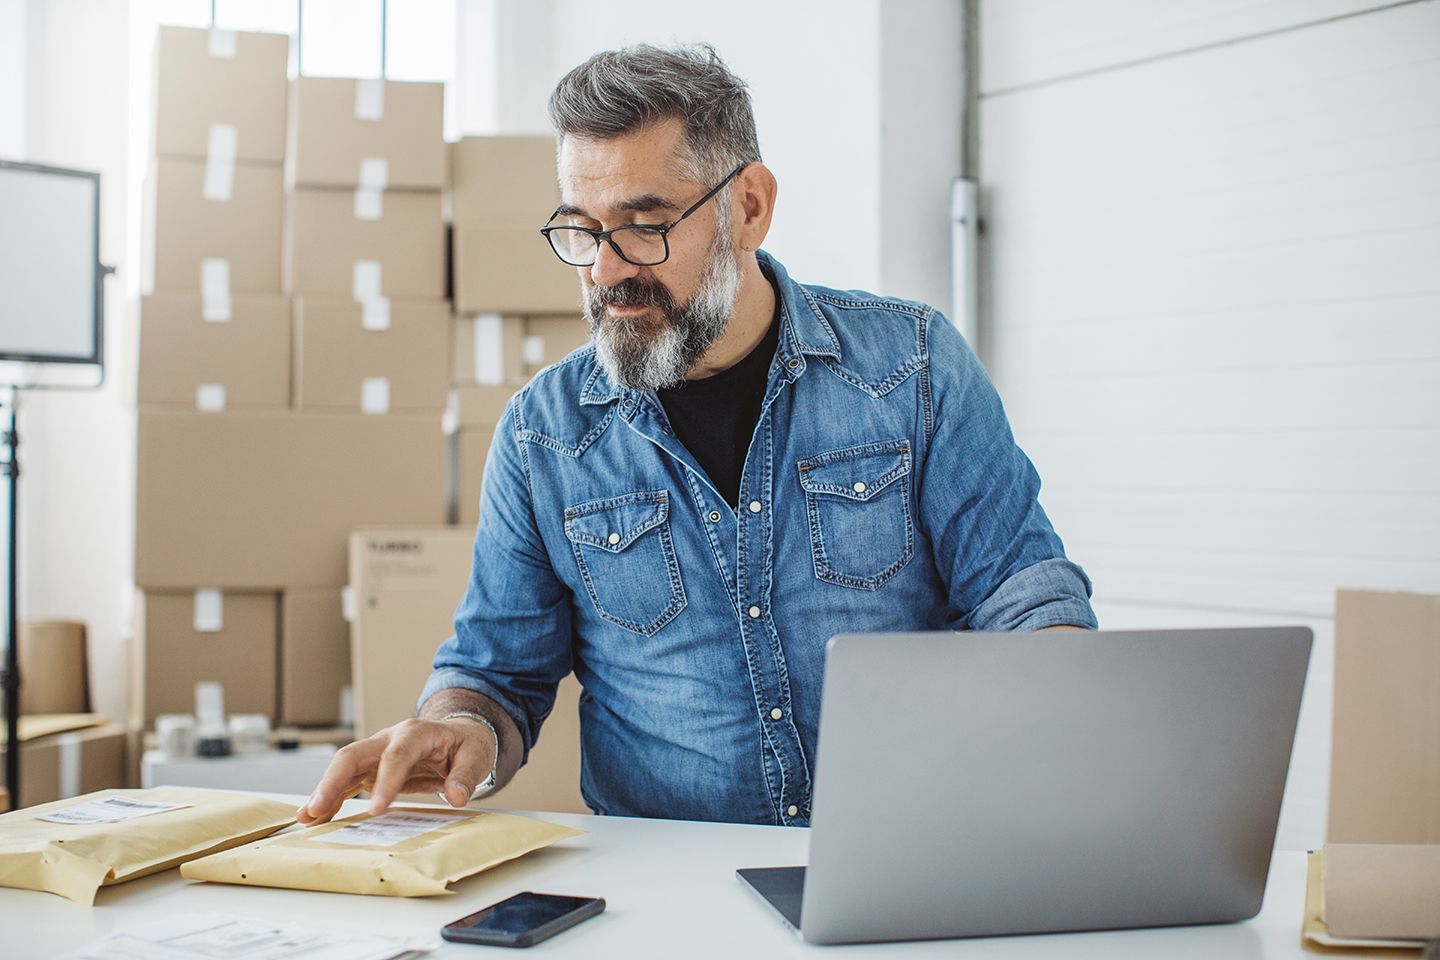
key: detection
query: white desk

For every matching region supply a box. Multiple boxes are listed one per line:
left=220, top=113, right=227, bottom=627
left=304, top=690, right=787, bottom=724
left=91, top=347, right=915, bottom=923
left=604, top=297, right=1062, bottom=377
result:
left=1, top=794, right=1362, bottom=959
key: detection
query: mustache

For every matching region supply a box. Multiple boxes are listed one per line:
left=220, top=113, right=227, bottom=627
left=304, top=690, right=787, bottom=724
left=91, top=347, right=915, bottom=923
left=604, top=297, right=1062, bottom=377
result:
left=587, top=277, right=675, bottom=311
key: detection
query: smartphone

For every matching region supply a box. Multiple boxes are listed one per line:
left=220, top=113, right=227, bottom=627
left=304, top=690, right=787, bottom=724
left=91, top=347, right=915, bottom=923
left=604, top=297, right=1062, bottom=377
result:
left=441, top=891, right=606, bottom=947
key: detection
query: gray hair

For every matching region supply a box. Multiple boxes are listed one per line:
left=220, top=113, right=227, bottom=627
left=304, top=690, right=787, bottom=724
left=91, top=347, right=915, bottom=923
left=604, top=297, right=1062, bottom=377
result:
left=548, top=43, right=762, bottom=188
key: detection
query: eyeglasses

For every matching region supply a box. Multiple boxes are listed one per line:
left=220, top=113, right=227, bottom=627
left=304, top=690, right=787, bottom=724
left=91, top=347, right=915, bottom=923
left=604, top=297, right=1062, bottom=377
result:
left=540, top=163, right=748, bottom=268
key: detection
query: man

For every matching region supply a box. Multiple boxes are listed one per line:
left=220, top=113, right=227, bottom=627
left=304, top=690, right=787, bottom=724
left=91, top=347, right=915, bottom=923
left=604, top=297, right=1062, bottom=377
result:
left=299, top=44, right=1095, bottom=828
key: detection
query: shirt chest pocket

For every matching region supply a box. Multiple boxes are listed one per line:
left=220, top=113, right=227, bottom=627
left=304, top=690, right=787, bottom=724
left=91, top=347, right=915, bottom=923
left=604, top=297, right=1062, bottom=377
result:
left=797, top=439, right=914, bottom=591
left=563, top=490, right=687, bottom=637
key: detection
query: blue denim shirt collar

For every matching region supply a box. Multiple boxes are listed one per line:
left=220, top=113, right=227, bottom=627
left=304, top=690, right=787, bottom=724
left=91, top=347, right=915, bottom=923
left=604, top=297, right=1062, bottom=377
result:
left=578, top=248, right=841, bottom=408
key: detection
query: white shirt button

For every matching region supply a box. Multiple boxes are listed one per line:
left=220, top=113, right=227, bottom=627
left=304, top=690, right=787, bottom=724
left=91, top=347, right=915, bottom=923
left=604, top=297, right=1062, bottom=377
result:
left=708, top=510, right=721, bottom=523
left=607, top=532, right=620, bottom=545
left=770, top=707, right=783, bottom=721
left=853, top=481, right=867, bottom=493
left=748, top=605, right=761, bottom=619
left=787, top=805, right=799, bottom=817
left=748, top=500, right=762, bottom=513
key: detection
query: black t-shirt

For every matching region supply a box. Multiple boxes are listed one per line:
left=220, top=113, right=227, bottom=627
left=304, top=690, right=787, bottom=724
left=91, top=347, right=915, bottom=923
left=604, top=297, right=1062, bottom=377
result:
left=658, top=306, right=782, bottom=508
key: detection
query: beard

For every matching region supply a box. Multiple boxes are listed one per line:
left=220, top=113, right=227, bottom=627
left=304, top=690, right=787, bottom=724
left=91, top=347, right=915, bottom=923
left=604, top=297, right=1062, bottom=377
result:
left=583, top=228, right=743, bottom=392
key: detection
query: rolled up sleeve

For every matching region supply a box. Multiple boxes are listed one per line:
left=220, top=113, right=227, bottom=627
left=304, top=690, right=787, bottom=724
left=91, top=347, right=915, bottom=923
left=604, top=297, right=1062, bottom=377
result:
left=918, top=312, right=1098, bottom=632
left=419, top=392, right=573, bottom=762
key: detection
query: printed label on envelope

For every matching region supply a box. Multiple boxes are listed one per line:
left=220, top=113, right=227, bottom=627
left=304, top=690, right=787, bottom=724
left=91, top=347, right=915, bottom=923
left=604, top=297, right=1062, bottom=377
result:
left=38, top=796, right=190, bottom=825
left=313, top=810, right=461, bottom=847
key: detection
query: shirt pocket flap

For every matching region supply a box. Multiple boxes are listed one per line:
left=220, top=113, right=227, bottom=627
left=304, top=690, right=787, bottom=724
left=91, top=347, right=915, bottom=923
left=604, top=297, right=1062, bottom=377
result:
left=564, top=491, right=670, bottom=553
left=797, top=440, right=911, bottom=501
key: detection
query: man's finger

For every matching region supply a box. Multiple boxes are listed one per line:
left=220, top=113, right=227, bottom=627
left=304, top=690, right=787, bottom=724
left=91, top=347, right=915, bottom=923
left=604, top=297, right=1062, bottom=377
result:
left=298, top=737, right=386, bottom=825
left=367, top=723, right=436, bottom=815
left=441, top=732, right=495, bottom=808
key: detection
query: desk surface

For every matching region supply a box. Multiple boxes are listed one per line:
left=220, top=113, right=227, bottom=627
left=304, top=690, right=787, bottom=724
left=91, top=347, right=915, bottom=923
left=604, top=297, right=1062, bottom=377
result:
left=2, top=795, right=1362, bottom=959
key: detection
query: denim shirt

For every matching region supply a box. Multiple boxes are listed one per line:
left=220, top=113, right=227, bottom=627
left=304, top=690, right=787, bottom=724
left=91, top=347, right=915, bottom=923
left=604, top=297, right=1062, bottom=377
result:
left=422, top=250, right=1096, bottom=826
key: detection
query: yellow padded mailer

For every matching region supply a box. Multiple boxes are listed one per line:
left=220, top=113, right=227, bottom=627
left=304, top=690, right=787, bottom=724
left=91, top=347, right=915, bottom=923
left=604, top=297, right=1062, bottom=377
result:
left=0, top=787, right=295, bottom=904
left=181, top=806, right=583, bottom=897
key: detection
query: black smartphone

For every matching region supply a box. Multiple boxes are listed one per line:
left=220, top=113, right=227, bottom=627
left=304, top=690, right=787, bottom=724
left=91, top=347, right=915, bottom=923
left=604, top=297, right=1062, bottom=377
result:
left=441, top=891, right=606, bottom=948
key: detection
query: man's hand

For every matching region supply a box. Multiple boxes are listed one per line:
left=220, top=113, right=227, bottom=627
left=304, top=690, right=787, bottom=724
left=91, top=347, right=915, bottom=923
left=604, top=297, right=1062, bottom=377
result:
left=295, top=716, right=496, bottom=825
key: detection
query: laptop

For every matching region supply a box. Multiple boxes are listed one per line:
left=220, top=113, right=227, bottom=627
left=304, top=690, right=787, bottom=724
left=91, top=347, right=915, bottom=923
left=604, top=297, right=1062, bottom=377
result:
left=737, top=627, right=1312, bottom=945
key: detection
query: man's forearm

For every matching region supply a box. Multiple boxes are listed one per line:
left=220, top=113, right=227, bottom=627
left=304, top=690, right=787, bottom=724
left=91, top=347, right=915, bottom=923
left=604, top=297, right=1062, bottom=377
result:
left=418, top=687, right=525, bottom=792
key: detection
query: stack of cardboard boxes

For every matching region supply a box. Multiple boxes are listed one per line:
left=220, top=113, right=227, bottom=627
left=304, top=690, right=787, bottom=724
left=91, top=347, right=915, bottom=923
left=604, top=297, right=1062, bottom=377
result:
left=132, top=27, right=448, bottom=742
left=129, top=29, right=584, bottom=813
left=447, top=136, right=589, bottom=526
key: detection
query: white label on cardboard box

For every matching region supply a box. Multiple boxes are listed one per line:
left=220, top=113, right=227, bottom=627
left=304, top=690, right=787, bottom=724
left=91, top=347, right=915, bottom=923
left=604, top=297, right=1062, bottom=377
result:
left=353, top=186, right=384, bottom=221
left=341, top=585, right=357, bottom=623
left=361, top=296, right=391, bottom=331
left=354, top=78, right=385, bottom=121
left=201, top=259, right=232, bottom=322
left=202, top=124, right=237, bottom=202
left=193, top=588, right=224, bottom=631
left=313, top=810, right=461, bottom=847
left=38, top=796, right=189, bottom=825
left=195, top=384, right=227, bottom=412
left=195, top=681, right=225, bottom=727
left=58, top=732, right=82, bottom=799
left=359, top=157, right=389, bottom=191
left=352, top=260, right=383, bottom=301
left=522, top=335, right=545, bottom=367
left=473, top=313, right=503, bottom=385
left=361, top=377, right=391, bottom=415
left=206, top=28, right=237, bottom=59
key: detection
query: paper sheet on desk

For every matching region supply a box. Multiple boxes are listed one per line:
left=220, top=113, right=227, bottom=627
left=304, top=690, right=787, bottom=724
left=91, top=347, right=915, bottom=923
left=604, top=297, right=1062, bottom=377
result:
left=181, top=806, right=582, bottom=897
left=61, top=912, right=434, bottom=960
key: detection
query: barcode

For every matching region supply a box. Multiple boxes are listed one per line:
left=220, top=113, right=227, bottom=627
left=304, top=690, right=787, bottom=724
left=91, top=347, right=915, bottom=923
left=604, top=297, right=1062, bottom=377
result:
left=99, top=798, right=167, bottom=809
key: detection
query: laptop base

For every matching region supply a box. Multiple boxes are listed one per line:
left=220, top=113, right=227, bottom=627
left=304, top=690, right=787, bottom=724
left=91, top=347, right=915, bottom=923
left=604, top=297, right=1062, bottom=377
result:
left=736, top=866, right=806, bottom=932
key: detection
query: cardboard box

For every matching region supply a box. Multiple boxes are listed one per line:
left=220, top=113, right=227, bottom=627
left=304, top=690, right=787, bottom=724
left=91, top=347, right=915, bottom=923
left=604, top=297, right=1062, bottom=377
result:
left=138, top=292, right=290, bottom=410
left=348, top=527, right=474, bottom=739
left=153, top=25, right=289, bottom=163
left=0, top=724, right=127, bottom=808
left=293, top=297, right=449, bottom=414
left=348, top=527, right=585, bottom=813
left=453, top=428, right=499, bottom=528
left=453, top=222, right=583, bottom=314
left=1321, top=844, right=1440, bottom=941
left=449, top=136, right=558, bottom=224
left=132, top=590, right=278, bottom=728
left=135, top=410, right=446, bottom=589
left=144, top=156, right=284, bottom=295
left=18, top=621, right=89, bottom=714
left=451, top=313, right=527, bottom=385
left=285, top=187, right=445, bottom=299
left=1329, top=589, right=1440, bottom=844
left=287, top=77, right=445, bottom=190
left=449, top=383, right=513, bottom=528
left=452, top=384, right=516, bottom=430
left=280, top=589, right=350, bottom=727
left=522, top=314, right=590, bottom=372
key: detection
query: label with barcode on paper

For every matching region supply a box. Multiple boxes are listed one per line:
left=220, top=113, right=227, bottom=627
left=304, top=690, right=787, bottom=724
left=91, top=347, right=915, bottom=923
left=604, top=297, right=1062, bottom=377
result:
left=313, top=810, right=465, bottom=846
left=38, top=796, right=190, bottom=824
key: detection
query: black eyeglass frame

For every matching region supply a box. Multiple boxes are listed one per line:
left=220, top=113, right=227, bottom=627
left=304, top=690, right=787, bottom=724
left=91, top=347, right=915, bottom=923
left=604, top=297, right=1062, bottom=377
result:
left=540, top=163, right=749, bottom=267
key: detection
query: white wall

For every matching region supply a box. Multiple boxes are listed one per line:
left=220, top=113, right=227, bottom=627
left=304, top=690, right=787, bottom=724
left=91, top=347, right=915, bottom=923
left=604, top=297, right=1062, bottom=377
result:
left=979, top=0, right=1440, bottom=849
left=0, top=0, right=25, bottom=158
left=12, top=0, right=135, bottom=721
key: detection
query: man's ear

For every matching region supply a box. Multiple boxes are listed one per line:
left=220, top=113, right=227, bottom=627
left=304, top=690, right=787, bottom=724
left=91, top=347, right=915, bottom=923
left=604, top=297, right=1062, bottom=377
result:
left=733, top=163, right=777, bottom=253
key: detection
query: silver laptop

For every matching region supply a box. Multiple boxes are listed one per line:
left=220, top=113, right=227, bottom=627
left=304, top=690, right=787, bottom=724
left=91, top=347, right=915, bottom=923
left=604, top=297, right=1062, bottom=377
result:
left=738, top=627, right=1312, bottom=945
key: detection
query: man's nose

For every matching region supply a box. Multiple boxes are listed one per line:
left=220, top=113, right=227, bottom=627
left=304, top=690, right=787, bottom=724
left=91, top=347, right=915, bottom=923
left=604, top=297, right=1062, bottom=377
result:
left=588, top=236, right=641, bottom=288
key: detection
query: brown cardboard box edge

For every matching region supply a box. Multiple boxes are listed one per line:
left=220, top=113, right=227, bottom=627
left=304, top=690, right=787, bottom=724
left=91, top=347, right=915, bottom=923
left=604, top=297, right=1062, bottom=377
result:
left=1328, top=588, right=1440, bottom=845
left=1322, top=844, right=1440, bottom=942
